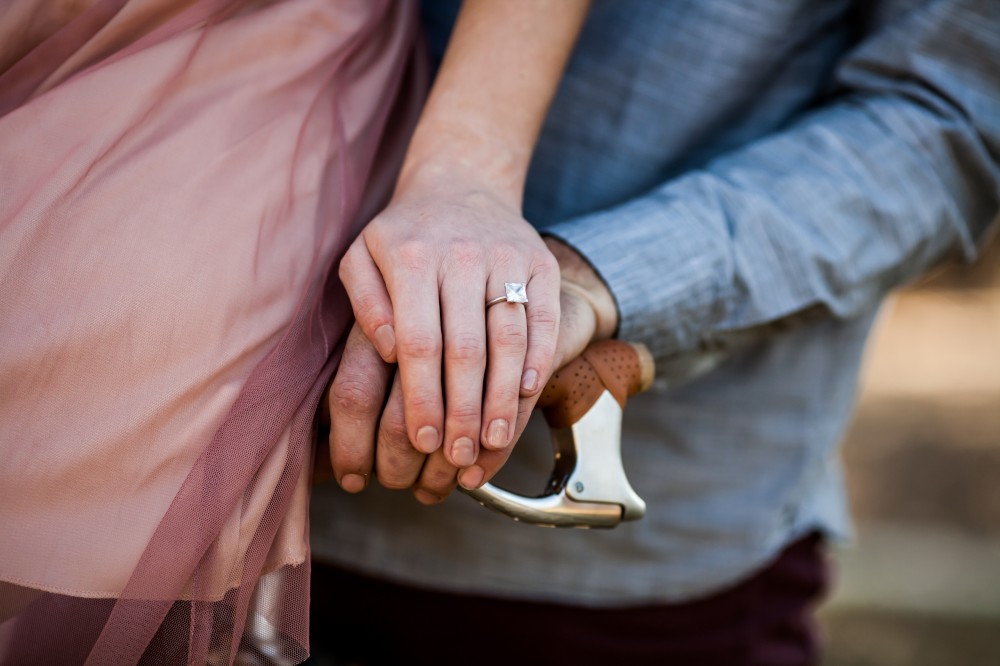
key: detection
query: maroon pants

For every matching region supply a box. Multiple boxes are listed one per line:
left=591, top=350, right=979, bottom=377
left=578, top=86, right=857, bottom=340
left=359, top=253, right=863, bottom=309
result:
left=308, top=532, right=829, bottom=666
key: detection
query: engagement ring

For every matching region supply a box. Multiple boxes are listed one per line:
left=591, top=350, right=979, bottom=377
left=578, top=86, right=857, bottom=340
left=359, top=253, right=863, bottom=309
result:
left=486, top=282, right=528, bottom=309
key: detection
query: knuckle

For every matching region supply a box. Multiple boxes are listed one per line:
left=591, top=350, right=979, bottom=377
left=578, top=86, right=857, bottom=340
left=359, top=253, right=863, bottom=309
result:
left=494, top=322, right=527, bottom=350
left=532, top=251, right=559, bottom=275
left=527, top=342, right=558, bottom=372
left=450, top=240, right=484, bottom=269
left=491, top=242, right=518, bottom=266
left=447, top=402, right=481, bottom=424
left=352, top=292, right=386, bottom=324
left=337, top=253, right=352, bottom=280
left=525, top=332, right=558, bottom=372
left=488, top=383, right=521, bottom=406
left=446, top=334, right=486, bottom=364
left=528, top=307, right=559, bottom=333
left=396, top=240, right=433, bottom=269
left=376, top=443, right=420, bottom=489
left=397, top=332, right=442, bottom=359
left=330, top=377, right=378, bottom=415
left=380, top=418, right=410, bottom=448
left=339, top=240, right=360, bottom=265
left=404, top=390, right=440, bottom=415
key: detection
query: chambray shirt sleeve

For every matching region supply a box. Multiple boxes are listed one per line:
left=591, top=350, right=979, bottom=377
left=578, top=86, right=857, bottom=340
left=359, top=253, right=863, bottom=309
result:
left=545, top=0, right=1000, bottom=366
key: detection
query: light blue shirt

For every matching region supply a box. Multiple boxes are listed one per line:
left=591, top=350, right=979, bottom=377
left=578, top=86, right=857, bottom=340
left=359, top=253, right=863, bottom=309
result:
left=310, top=0, right=1000, bottom=603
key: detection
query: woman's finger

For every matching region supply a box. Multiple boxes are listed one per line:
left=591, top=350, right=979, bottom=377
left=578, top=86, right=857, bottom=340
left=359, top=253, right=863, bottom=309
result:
left=479, top=278, right=528, bottom=451
left=461, top=285, right=598, bottom=490
left=440, top=257, right=488, bottom=468
left=457, top=410, right=525, bottom=492
left=384, top=241, right=445, bottom=455
left=520, top=257, right=561, bottom=397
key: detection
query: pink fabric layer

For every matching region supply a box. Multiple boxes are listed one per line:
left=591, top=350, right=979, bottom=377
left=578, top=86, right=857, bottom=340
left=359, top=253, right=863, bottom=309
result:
left=0, top=0, right=423, bottom=662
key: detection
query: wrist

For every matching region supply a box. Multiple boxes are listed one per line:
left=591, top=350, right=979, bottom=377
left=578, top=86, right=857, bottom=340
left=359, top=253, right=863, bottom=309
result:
left=397, top=118, right=529, bottom=208
left=544, top=236, right=619, bottom=340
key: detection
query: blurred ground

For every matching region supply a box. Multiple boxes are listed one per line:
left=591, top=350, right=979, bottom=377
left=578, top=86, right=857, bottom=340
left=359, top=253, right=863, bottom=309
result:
left=820, top=236, right=1000, bottom=665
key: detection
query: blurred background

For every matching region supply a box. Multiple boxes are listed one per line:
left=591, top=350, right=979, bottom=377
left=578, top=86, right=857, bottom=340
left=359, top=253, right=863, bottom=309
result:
left=820, top=235, right=1000, bottom=665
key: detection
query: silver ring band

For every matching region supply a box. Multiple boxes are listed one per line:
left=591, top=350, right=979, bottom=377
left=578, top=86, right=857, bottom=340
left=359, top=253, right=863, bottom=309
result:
left=485, top=295, right=509, bottom=308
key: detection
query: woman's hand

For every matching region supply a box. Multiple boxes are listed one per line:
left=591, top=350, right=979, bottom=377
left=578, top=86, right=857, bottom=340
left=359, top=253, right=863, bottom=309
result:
left=338, top=166, right=561, bottom=469
left=328, top=236, right=619, bottom=501
left=328, top=0, right=591, bottom=491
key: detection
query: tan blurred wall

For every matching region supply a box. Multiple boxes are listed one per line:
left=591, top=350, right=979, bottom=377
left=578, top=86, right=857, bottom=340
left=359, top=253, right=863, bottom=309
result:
left=862, top=233, right=1000, bottom=400
left=821, top=233, right=1000, bottom=665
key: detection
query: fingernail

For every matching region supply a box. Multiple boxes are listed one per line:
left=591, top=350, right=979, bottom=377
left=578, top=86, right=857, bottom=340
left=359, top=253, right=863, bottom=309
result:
left=415, top=426, right=440, bottom=453
left=459, top=465, right=485, bottom=490
left=487, top=419, right=509, bottom=449
left=374, top=324, right=395, bottom=360
left=451, top=436, right=476, bottom=467
left=340, top=473, right=366, bottom=494
left=414, top=489, right=443, bottom=505
left=521, top=369, right=539, bottom=393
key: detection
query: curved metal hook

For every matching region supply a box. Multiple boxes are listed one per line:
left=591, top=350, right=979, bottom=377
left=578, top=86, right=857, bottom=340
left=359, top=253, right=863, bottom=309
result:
left=463, top=390, right=645, bottom=528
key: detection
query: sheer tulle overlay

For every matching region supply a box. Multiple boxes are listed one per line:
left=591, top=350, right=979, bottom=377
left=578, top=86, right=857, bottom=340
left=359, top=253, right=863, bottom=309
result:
left=0, top=1, right=423, bottom=662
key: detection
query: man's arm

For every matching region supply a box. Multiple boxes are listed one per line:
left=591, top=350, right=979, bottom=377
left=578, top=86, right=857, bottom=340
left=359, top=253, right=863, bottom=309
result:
left=545, top=0, right=999, bottom=371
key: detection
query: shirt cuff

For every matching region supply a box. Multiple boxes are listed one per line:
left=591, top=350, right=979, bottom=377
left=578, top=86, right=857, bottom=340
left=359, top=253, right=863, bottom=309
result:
left=543, top=190, right=728, bottom=363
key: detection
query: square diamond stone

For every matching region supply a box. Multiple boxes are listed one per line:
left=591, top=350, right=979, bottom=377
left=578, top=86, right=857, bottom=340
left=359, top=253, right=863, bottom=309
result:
left=504, top=282, right=528, bottom=303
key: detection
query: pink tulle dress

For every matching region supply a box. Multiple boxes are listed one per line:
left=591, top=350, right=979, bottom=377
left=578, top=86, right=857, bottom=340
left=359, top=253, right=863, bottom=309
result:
left=0, top=1, right=423, bottom=662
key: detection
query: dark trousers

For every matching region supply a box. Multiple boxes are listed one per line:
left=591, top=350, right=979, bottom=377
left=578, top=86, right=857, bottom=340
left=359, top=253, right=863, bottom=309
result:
left=308, top=532, right=829, bottom=666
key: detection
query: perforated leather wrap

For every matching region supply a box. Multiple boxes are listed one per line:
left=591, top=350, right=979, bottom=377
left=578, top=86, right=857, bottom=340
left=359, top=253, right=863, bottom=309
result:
left=537, top=340, right=655, bottom=429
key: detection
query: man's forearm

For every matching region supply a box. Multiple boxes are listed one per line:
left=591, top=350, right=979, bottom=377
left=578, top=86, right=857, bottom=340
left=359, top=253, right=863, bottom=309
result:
left=545, top=0, right=1000, bottom=367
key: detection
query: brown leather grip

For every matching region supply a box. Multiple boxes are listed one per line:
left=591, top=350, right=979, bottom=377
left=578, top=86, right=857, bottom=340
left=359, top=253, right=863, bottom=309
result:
left=537, top=340, right=655, bottom=429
